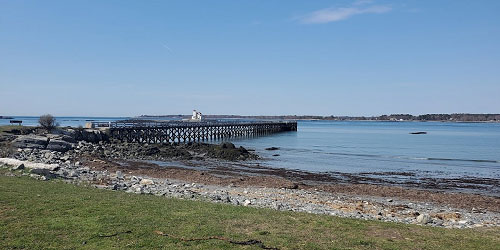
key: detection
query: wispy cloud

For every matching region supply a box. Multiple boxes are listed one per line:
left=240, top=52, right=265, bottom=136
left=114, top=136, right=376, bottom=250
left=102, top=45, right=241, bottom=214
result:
left=161, top=42, right=173, bottom=53
left=298, top=1, right=392, bottom=24
left=353, top=0, right=374, bottom=6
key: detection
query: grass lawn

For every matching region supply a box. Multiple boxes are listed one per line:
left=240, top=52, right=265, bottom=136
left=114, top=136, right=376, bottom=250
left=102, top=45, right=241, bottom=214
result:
left=0, top=173, right=499, bottom=249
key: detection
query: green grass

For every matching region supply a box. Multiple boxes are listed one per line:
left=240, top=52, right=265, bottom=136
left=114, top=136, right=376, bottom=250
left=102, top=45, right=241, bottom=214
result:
left=0, top=173, right=499, bottom=249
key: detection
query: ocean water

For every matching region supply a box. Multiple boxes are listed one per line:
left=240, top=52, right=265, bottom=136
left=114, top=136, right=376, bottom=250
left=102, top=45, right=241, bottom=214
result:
left=2, top=117, right=499, bottom=185
left=228, top=121, right=500, bottom=182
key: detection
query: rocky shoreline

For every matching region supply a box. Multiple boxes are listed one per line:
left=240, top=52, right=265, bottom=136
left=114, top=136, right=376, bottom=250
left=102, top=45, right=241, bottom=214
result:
left=1, top=158, right=499, bottom=229
left=1, top=127, right=499, bottom=229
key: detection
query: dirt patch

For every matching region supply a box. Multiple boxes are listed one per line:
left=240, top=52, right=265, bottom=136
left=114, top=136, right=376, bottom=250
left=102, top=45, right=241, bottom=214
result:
left=84, top=158, right=297, bottom=189
left=312, top=184, right=500, bottom=213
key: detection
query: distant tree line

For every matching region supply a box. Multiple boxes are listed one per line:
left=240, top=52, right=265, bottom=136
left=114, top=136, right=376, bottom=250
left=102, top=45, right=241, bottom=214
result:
left=140, top=114, right=500, bottom=122
left=327, top=113, right=500, bottom=122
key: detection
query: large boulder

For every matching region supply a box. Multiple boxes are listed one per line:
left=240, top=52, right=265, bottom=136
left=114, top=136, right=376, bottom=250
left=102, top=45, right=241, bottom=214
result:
left=70, top=129, right=109, bottom=143
left=220, top=142, right=236, bottom=149
left=46, top=139, right=73, bottom=152
left=207, top=142, right=256, bottom=161
left=47, top=134, right=76, bottom=143
left=0, top=158, right=59, bottom=171
left=417, top=214, right=432, bottom=224
left=13, top=135, right=48, bottom=149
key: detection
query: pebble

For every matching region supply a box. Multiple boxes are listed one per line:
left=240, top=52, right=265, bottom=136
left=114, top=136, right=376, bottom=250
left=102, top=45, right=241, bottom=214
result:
left=140, top=179, right=154, bottom=186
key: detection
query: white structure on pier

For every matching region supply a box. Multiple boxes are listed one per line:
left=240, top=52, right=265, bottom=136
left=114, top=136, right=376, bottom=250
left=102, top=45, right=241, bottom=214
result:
left=191, top=110, right=203, bottom=121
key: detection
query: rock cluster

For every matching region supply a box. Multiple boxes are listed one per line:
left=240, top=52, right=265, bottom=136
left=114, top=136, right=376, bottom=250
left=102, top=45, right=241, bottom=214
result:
left=8, top=128, right=257, bottom=163
left=11, top=128, right=108, bottom=153
left=66, top=141, right=256, bottom=161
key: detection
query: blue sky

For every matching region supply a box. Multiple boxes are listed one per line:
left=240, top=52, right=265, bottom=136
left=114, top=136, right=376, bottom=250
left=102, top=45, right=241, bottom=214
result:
left=1, top=0, right=499, bottom=116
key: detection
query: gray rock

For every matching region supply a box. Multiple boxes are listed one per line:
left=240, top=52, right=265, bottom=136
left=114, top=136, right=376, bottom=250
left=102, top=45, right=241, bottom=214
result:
left=13, top=135, right=49, bottom=149
left=11, top=163, right=25, bottom=171
left=243, top=199, right=251, bottom=206
left=67, top=170, right=78, bottom=177
left=433, top=219, right=444, bottom=226
left=79, top=167, right=90, bottom=173
left=30, top=168, right=56, bottom=178
left=77, top=130, right=108, bottom=143
left=47, top=134, right=76, bottom=143
left=139, top=179, right=154, bottom=185
left=44, top=151, right=54, bottom=159
left=116, top=171, right=124, bottom=179
left=273, top=203, right=283, bottom=210
left=416, top=214, right=431, bottom=224
left=60, top=135, right=76, bottom=143
left=46, top=139, right=73, bottom=152
left=29, top=173, right=41, bottom=179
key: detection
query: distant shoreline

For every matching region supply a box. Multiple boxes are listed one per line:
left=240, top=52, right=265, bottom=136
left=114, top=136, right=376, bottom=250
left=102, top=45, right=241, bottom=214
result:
left=139, top=113, right=500, bottom=123
left=1, top=114, right=499, bottom=124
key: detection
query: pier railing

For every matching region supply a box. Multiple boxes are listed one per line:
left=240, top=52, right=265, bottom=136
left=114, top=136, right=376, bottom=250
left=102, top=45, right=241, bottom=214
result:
left=90, top=120, right=296, bottom=128
left=89, top=120, right=297, bottom=143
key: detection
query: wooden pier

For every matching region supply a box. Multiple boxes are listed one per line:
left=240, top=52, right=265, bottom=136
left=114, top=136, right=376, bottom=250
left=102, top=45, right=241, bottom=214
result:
left=90, top=120, right=297, bottom=144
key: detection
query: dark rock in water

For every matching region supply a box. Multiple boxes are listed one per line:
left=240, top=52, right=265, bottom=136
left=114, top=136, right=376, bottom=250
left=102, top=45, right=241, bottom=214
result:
left=272, top=154, right=280, bottom=157
left=239, top=146, right=248, bottom=153
left=265, top=147, right=280, bottom=151
left=46, top=139, right=73, bottom=152
left=205, top=142, right=256, bottom=161
left=410, top=132, right=427, bottom=135
left=13, top=135, right=49, bottom=149
left=220, top=142, right=236, bottom=149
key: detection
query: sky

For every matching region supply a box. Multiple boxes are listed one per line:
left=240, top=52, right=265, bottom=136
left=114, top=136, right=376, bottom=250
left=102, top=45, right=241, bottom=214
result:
left=1, top=0, right=499, bottom=117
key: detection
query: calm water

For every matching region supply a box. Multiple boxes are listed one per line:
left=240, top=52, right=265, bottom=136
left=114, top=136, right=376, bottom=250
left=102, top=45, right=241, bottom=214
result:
left=2, top=117, right=500, bottom=182
left=230, top=121, right=500, bottom=182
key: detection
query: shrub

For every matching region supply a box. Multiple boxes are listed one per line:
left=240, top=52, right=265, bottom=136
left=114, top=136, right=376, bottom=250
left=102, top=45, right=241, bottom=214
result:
left=39, top=114, right=57, bottom=131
